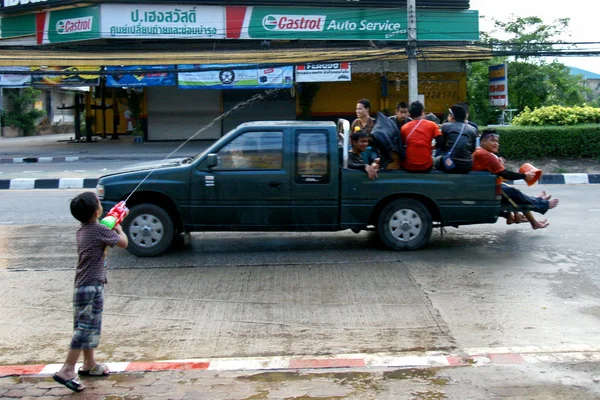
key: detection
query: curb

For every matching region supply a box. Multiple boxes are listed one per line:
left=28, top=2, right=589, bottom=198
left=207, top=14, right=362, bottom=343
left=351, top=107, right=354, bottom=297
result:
left=0, top=156, right=80, bottom=164
left=0, top=178, right=98, bottom=190
left=1, top=174, right=599, bottom=190
left=1, top=346, right=600, bottom=377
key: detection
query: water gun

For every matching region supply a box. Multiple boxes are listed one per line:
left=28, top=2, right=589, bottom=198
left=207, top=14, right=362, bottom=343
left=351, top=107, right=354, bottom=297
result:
left=100, top=201, right=129, bottom=230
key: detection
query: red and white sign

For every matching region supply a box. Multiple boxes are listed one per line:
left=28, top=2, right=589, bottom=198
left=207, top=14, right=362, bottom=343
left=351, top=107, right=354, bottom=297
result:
left=296, top=62, right=351, bottom=82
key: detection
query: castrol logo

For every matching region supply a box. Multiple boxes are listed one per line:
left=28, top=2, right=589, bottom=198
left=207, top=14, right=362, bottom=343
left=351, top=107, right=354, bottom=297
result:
left=56, top=17, right=93, bottom=35
left=262, top=14, right=325, bottom=32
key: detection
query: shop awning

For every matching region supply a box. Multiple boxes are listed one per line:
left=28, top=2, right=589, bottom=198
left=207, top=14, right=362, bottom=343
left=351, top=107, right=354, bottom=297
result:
left=0, top=44, right=492, bottom=67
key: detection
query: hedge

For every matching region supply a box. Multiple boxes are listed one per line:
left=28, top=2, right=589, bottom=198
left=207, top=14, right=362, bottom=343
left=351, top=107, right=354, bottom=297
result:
left=494, top=124, right=600, bottom=159
left=512, top=105, right=600, bottom=126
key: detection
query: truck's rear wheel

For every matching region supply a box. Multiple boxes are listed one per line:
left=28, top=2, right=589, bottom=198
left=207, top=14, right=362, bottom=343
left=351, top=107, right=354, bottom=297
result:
left=124, top=204, right=174, bottom=257
left=377, top=199, right=432, bottom=251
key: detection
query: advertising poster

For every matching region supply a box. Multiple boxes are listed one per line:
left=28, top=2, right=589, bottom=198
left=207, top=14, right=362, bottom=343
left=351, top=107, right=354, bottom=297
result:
left=178, top=64, right=294, bottom=89
left=31, top=66, right=100, bottom=87
left=101, top=4, right=224, bottom=39
left=296, top=62, right=351, bottom=82
left=36, top=6, right=101, bottom=44
left=106, top=65, right=176, bottom=87
left=0, top=67, right=31, bottom=87
left=489, top=63, right=508, bottom=108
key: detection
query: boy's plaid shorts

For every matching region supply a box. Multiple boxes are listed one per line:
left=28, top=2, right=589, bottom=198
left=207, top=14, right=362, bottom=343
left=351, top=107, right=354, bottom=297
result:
left=70, top=284, right=104, bottom=350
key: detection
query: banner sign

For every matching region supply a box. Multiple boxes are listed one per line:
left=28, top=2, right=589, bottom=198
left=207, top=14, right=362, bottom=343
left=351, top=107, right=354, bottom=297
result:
left=36, top=6, right=101, bottom=44
left=489, top=63, right=508, bottom=108
left=178, top=64, right=294, bottom=89
left=225, top=6, right=478, bottom=41
left=106, top=65, right=176, bottom=87
left=31, top=66, right=100, bottom=86
left=100, top=4, right=224, bottom=39
left=296, top=62, right=351, bottom=82
left=0, top=67, right=31, bottom=86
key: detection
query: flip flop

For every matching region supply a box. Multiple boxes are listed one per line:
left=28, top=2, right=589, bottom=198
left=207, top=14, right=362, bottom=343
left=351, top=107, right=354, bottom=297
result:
left=78, top=363, right=110, bottom=376
left=53, top=373, right=85, bottom=392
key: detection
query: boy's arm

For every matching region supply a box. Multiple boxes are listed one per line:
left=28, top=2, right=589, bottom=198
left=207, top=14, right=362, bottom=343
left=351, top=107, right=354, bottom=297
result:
left=114, top=225, right=129, bottom=249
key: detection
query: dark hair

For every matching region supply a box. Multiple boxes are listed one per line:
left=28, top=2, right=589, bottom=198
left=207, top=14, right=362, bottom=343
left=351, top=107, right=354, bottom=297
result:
left=450, top=104, right=467, bottom=122
left=396, top=101, right=408, bottom=110
left=351, top=129, right=369, bottom=142
left=357, top=99, right=371, bottom=110
left=458, top=102, right=470, bottom=115
left=70, top=191, right=99, bottom=223
left=481, top=128, right=498, bottom=141
left=409, top=101, right=424, bottom=118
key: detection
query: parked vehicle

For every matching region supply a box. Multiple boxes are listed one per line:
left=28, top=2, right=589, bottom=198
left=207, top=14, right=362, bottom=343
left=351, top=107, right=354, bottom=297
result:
left=97, top=120, right=501, bottom=256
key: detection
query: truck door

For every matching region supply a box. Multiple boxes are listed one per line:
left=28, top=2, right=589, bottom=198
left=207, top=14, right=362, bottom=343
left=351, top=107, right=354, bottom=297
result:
left=190, top=130, right=291, bottom=229
left=291, top=130, right=339, bottom=227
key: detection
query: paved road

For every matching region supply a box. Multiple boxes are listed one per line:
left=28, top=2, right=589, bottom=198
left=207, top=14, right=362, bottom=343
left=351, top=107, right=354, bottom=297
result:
left=1, top=186, right=599, bottom=398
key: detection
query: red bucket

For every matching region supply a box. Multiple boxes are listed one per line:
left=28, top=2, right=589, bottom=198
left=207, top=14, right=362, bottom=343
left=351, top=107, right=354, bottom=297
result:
left=519, top=163, right=542, bottom=186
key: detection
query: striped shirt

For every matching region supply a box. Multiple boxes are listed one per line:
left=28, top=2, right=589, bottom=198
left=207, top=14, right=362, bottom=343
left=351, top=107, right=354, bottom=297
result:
left=74, top=222, right=120, bottom=287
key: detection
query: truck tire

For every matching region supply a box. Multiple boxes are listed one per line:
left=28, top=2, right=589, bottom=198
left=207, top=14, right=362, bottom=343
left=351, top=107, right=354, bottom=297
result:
left=123, top=204, right=174, bottom=257
left=377, top=199, right=432, bottom=251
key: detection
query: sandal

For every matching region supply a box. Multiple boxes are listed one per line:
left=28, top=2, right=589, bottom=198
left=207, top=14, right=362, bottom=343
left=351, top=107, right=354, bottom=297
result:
left=78, top=363, right=110, bottom=376
left=53, top=374, right=85, bottom=392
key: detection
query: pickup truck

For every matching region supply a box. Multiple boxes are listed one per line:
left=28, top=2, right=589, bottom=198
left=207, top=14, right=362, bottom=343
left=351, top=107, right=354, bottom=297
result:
left=96, top=120, right=501, bottom=257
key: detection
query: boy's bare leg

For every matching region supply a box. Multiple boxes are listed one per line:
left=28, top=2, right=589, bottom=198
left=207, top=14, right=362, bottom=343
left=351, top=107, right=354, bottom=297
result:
left=55, top=349, right=82, bottom=380
left=82, top=349, right=97, bottom=370
left=524, top=211, right=549, bottom=230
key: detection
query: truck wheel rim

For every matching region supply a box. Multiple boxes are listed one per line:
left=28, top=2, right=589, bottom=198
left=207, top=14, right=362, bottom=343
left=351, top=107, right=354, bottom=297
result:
left=388, top=209, right=422, bottom=242
left=129, top=214, right=164, bottom=248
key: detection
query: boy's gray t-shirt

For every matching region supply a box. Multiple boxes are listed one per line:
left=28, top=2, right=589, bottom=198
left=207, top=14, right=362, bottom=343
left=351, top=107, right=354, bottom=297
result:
left=75, top=222, right=120, bottom=287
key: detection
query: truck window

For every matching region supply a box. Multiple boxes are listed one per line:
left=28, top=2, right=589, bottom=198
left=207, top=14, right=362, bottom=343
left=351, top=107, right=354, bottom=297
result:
left=214, top=131, right=283, bottom=170
left=295, top=132, right=330, bottom=184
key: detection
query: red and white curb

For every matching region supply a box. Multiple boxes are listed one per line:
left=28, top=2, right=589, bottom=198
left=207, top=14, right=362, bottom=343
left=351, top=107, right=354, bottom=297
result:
left=1, top=345, right=600, bottom=377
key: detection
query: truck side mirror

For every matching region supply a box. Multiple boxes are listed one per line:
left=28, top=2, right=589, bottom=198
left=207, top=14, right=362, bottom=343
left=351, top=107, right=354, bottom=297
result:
left=206, top=154, right=220, bottom=169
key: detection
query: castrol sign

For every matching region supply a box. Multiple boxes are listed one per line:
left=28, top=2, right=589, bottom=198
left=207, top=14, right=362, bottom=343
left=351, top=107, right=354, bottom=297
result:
left=262, top=15, right=325, bottom=32
left=56, top=17, right=93, bottom=35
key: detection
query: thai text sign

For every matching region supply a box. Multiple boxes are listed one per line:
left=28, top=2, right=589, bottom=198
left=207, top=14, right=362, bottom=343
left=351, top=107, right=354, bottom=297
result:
left=101, top=4, right=224, bottom=39
left=106, top=65, right=176, bottom=87
left=178, top=65, right=294, bottom=89
left=489, top=64, right=508, bottom=107
left=37, top=6, right=101, bottom=44
left=296, top=62, right=351, bottom=82
left=226, top=6, right=478, bottom=41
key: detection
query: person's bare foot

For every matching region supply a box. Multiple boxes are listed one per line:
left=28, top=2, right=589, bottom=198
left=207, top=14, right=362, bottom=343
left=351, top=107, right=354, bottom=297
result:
left=549, top=199, right=559, bottom=209
left=538, top=190, right=552, bottom=200
left=516, top=213, right=529, bottom=223
left=506, top=212, right=516, bottom=225
left=531, top=219, right=549, bottom=230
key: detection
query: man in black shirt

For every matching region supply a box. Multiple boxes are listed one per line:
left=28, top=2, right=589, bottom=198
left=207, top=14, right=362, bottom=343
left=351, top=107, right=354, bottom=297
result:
left=348, top=129, right=379, bottom=180
left=435, top=104, right=478, bottom=174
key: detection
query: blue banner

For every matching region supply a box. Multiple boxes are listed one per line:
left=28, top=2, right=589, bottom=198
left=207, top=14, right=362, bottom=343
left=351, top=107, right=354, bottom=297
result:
left=106, top=65, right=176, bottom=87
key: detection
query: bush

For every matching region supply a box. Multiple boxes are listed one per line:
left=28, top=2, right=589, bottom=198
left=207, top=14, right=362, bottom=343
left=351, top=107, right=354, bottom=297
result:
left=512, top=105, right=600, bottom=126
left=4, top=88, right=46, bottom=136
left=495, top=124, right=600, bottom=159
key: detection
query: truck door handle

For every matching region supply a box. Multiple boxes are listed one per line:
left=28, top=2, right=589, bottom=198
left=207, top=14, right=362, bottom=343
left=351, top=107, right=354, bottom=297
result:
left=268, top=181, right=282, bottom=188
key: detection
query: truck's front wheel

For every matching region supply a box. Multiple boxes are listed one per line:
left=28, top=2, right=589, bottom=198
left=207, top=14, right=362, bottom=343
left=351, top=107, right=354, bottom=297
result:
left=377, top=199, right=432, bottom=251
left=123, top=204, right=174, bottom=257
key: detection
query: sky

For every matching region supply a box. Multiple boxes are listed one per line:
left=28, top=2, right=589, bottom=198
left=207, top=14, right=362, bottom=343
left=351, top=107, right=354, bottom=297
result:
left=470, top=0, right=600, bottom=74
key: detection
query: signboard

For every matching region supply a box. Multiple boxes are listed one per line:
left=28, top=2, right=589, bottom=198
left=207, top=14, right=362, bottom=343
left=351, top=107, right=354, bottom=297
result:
left=489, top=63, right=508, bottom=108
left=31, top=66, right=100, bottom=86
left=296, top=62, right=351, bottom=82
left=100, top=4, right=224, bottom=39
left=178, top=65, right=294, bottom=89
left=226, top=6, right=478, bottom=41
left=0, top=14, right=35, bottom=38
left=106, top=65, right=176, bottom=87
left=0, top=66, right=31, bottom=86
left=36, top=6, right=100, bottom=44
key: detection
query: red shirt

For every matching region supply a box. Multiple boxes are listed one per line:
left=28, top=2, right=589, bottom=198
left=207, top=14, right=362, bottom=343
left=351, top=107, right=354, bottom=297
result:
left=400, top=119, right=442, bottom=171
left=472, top=147, right=505, bottom=189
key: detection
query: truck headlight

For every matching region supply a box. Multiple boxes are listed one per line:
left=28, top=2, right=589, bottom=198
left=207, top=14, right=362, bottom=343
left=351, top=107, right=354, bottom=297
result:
left=96, top=184, right=105, bottom=200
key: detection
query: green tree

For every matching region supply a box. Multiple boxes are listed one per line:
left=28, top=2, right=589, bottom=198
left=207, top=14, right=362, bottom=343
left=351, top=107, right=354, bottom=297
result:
left=467, top=16, right=589, bottom=125
left=5, top=87, right=46, bottom=136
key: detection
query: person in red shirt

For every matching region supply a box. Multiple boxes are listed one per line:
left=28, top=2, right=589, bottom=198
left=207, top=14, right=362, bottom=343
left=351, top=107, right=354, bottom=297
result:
left=401, top=101, right=444, bottom=172
left=472, top=129, right=559, bottom=230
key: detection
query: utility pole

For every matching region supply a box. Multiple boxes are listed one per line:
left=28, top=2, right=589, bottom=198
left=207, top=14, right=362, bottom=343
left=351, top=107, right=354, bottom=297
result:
left=407, top=0, right=418, bottom=103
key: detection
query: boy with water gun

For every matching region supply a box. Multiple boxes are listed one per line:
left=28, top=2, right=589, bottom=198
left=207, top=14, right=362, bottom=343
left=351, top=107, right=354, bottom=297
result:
left=53, top=192, right=128, bottom=392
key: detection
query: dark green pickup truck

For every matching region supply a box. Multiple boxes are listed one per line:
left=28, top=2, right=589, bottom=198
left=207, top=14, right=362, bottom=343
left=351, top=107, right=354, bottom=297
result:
left=97, top=120, right=501, bottom=257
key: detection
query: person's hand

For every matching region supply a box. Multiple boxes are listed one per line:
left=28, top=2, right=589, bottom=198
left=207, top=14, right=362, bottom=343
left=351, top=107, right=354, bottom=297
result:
left=525, top=171, right=536, bottom=182
left=114, top=224, right=124, bottom=234
left=371, top=158, right=381, bottom=172
left=365, top=165, right=378, bottom=180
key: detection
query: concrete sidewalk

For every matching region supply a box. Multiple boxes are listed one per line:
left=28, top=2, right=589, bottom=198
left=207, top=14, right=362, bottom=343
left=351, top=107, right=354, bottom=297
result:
left=0, top=133, right=214, bottom=163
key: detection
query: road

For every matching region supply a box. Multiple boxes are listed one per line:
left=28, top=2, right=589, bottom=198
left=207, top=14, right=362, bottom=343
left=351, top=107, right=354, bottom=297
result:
left=0, top=159, right=158, bottom=179
left=0, top=186, right=599, bottom=398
